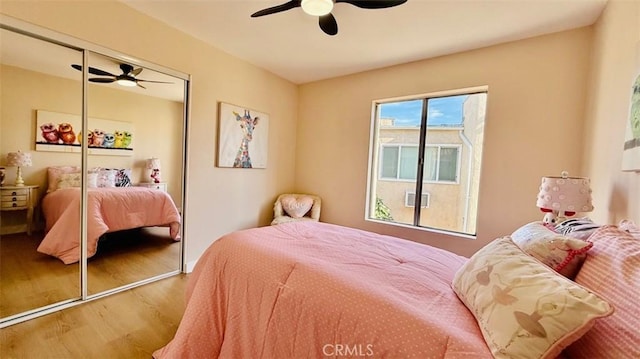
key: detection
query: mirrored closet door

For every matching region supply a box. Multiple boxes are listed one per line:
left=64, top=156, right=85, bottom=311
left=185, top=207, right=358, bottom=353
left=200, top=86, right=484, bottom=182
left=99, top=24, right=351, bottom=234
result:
left=0, top=27, right=83, bottom=320
left=0, top=18, right=188, bottom=326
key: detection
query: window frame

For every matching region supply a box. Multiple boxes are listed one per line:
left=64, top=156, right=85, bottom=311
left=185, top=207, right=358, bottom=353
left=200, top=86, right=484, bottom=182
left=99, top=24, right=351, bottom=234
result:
left=365, top=86, right=488, bottom=238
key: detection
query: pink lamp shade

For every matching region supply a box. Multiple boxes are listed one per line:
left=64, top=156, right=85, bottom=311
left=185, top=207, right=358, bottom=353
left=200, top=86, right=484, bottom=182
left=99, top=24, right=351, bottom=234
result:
left=6, top=151, right=32, bottom=186
left=536, top=171, right=593, bottom=224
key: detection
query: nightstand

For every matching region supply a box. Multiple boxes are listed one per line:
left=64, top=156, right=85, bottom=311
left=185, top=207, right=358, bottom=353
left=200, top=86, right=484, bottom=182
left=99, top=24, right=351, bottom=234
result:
left=135, top=182, right=167, bottom=192
left=0, top=185, right=39, bottom=235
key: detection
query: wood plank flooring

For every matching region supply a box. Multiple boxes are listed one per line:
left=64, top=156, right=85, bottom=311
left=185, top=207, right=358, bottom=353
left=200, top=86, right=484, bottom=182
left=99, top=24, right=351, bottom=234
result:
left=0, top=274, right=188, bottom=358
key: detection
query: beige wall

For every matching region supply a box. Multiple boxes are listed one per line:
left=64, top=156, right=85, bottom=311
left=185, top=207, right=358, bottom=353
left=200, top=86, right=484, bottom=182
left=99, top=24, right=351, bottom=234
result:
left=1, top=65, right=183, bottom=205
left=582, top=0, right=640, bottom=224
left=298, top=28, right=593, bottom=257
left=1, top=1, right=299, bottom=264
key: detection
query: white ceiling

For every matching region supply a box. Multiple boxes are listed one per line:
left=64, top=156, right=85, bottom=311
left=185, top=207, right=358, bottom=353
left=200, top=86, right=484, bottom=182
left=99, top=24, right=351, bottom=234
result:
left=121, top=0, right=608, bottom=84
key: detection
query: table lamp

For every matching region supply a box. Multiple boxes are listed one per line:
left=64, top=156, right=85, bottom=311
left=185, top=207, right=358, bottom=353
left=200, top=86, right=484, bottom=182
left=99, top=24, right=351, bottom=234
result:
left=146, top=157, right=161, bottom=183
left=536, top=171, right=594, bottom=225
left=6, top=151, right=32, bottom=186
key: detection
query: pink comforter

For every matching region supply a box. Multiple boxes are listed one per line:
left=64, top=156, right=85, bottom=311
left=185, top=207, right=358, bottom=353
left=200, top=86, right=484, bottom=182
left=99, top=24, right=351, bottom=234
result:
left=38, top=187, right=181, bottom=264
left=154, top=221, right=491, bottom=358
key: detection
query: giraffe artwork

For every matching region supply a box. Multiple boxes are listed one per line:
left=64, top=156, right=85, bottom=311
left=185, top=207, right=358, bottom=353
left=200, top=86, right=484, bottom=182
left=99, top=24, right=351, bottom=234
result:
left=232, top=110, right=259, bottom=168
left=218, top=103, right=269, bottom=168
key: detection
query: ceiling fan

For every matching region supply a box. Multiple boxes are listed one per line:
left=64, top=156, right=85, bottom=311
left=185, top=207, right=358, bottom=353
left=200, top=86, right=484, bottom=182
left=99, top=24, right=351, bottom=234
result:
left=71, top=63, right=172, bottom=89
left=251, top=0, right=408, bottom=36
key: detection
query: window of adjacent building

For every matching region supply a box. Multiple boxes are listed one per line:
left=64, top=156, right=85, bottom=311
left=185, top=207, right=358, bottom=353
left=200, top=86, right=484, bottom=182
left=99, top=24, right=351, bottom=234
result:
left=367, top=88, right=487, bottom=236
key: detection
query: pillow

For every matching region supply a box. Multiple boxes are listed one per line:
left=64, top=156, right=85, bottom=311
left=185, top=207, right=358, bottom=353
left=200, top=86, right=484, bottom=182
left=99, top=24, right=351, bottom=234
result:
left=511, top=222, right=593, bottom=278
left=47, top=166, right=80, bottom=193
left=111, top=168, right=132, bottom=187
left=57, top=172, right=99, bottom=189
left=281, top=195, right=313, bottom=218
left=96, top=169, right=117, bottom=188
left=618, top=219, right=640, bottom=240
left=564, top=225, right=640, bottom=358
left=452, top=237, right=613, bottom=359
left=57, top=172, right=81, bottom=189
left=554, top=217, right=601, bottom=240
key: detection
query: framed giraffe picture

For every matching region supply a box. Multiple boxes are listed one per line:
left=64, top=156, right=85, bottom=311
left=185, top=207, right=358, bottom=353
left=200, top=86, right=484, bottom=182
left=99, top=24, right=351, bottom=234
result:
left=217, top=102, right=269, bottom=168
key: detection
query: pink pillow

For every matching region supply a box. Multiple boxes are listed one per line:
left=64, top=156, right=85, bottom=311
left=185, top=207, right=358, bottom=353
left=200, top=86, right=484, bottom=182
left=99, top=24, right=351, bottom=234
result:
left=47, top=166, right=80, bottom=193
left=564, top=225, right=640, bottom=358
left=618, top=219, right=640, bottom=240
left=281, top=195, right=313, bottom=218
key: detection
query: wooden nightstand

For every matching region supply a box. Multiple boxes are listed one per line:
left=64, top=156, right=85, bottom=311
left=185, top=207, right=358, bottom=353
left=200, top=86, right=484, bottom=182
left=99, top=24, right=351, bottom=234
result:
left=0, top=185, right=39, bottom=235
left=135, top=182, right=167, bottom=192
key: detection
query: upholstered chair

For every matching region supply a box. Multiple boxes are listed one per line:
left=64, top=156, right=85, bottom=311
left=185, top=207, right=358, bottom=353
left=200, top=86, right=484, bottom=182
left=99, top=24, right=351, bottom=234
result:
left=271, top=193, right=321, bottom=225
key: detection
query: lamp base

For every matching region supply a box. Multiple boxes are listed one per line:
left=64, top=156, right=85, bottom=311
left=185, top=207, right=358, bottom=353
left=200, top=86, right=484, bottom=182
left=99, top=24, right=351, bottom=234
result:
left=14, top=167, right=25, bottom=186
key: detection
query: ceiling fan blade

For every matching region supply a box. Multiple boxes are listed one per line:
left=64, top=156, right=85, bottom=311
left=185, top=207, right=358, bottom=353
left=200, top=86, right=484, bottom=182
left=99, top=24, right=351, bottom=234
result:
left=71, top=64, right=117, bottom=77
left=89, top=78, right=116, bottom=83
left=131, top=67, right=143, bottom=76
left=319, top=13, right=338, bottom=36
left=136, top=83, right=147, bottom=89
left=251, top=0, right=301, bottom=17
left=136, top=79, right=174, bottom=84
left=336, top=0, right=407, bottom=9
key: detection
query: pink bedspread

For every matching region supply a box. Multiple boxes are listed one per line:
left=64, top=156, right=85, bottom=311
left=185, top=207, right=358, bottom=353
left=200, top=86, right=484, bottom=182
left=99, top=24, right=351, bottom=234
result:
left=38, top=187, right=181, bottom=264
left=154, top=221, right=491, bottom=358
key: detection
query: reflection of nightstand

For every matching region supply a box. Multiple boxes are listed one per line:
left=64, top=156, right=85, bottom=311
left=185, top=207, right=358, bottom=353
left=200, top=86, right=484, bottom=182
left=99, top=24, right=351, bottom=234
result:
left=0, top=185, right=39, bottom=235
left=135, top=182, right=167, bottom=192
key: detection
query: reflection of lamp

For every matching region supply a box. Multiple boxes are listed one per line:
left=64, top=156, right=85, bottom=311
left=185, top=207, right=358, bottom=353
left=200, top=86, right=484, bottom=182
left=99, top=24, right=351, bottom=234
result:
left=146, top=158, right=161, bottom=183
left=7, top=151, right=32, bottom=186
left=301, top=0, right=333, bottom=16
left=536, top=171, right=594, bottom=225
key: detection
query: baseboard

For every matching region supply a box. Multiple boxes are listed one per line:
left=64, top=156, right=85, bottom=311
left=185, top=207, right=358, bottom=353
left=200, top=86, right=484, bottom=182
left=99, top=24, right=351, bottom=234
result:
left=185, top=259, right=198, bottom=273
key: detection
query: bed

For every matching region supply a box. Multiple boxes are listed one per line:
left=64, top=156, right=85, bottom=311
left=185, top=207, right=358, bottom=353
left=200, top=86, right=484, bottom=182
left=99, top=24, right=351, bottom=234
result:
left=37, top=187, right=181, bottom=264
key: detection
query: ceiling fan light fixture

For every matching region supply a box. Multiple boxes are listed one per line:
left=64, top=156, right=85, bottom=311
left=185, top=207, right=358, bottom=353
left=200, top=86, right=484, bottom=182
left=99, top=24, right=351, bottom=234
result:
left=116, top=78, right=137, bottom=87
left=301, top=0, right=333, bottom=16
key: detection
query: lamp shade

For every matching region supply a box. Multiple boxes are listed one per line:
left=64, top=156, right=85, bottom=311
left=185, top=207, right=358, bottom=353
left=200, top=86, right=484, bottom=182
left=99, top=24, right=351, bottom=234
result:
left=536, top=172, right=594, bottom=214
left=146, top=158, right=161, bottom=170
left=7, top=151, right=32, bottom=168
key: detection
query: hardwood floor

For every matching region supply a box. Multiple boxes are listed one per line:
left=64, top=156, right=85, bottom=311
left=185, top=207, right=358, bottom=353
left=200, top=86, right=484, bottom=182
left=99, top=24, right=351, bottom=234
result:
left=0, top=274, right=188, bottom=358
left=1, top=227, right=181, bottom=317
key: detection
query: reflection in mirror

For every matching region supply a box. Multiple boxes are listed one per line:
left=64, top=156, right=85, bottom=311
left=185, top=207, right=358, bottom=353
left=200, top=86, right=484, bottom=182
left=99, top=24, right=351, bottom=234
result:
left=84, top=52, right=184, bottom=295
left=0, top=28, right=82, bottom=318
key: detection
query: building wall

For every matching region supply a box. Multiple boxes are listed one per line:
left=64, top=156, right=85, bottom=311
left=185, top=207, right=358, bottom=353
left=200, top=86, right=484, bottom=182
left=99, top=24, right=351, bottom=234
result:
left=582, top=0, right=640, bottom=224
left=298, top=28, right=593, bottom=257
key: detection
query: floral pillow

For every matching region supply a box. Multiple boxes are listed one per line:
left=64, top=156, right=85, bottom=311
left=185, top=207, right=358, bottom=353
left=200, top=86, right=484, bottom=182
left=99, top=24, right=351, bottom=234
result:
left=452, top=236, right=613, bottom=359
left=47, top=166, right=80, bottom=193
left=96, top=169, right=117, bottom=188
left=56, top=172, right=98, bottom=189
left=511, top=222, right=592, bottom=278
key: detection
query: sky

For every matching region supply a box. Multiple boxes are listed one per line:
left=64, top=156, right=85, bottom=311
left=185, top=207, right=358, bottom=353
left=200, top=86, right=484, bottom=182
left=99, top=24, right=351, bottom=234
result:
left=380, top=95, right=468, bottom=126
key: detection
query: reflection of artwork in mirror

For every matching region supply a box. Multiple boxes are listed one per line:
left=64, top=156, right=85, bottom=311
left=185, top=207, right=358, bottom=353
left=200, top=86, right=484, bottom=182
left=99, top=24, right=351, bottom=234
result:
left=35, top=110, right=134, bottom=156
left=217, top=102, right=269, bottom=169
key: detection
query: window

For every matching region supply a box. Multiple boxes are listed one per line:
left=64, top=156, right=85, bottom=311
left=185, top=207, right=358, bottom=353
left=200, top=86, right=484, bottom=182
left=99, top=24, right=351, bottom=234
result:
left=405, top=191, right=430, bottom=208
left=367, top=89, right=487, bottom=235
left=381, top=144, right=460, bottom=183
